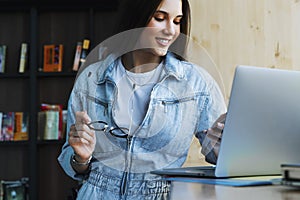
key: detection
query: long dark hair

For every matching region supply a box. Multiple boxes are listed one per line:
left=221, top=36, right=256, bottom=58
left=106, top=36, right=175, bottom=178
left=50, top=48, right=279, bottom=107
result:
left=112, top=0, right=191, bottom=60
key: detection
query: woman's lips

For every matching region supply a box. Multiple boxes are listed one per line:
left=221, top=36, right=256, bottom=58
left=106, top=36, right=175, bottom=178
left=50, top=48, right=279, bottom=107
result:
left=156, top=37, right=171, bottom=47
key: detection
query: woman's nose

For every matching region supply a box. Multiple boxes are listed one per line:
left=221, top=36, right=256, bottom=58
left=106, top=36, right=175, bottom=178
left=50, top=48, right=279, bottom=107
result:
left=163, top=21, right=176, bottom=35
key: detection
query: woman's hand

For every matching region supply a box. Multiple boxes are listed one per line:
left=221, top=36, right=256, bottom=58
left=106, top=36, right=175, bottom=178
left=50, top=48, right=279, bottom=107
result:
left=68, top=111, right=96, bottom=163
left=201, top=113, right=227, bottom=158
left=206, top=113, right=226, bottom=156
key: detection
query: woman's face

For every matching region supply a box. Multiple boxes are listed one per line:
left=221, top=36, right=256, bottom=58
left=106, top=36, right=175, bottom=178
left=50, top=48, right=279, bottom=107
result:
left=137, top=0, right=183, bottom=57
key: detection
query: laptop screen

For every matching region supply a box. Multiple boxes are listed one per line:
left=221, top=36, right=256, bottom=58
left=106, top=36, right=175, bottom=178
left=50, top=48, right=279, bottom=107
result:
left=216, top=66, right=300, bottom=177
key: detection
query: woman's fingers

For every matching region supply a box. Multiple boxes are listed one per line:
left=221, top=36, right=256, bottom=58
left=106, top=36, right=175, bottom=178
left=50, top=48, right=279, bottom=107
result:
left=69, top=123, right=95, bottom=145
left=69, top=124, right=79, bottom=137
left=74, top=110, right=95, bottom=137
left=75, top=111, right=91, bottom=125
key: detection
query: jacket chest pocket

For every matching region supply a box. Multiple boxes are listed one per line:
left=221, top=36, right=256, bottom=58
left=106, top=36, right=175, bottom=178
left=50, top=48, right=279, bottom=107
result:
left=142, top=94, right=208, bottom=136
left=86, top=95, right=109, bottom=119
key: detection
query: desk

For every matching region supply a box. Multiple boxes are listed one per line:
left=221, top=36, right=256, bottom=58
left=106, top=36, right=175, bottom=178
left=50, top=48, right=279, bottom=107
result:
left=170, top=180, right=300, bottom=200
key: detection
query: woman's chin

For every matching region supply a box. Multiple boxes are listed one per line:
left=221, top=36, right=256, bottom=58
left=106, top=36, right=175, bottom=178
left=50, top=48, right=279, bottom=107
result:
left=153, top=48, right=168, bottom=56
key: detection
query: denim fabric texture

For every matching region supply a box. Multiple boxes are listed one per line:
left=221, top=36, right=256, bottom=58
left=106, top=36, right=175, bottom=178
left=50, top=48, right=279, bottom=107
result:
left=58, top=52, right=226, bottom=199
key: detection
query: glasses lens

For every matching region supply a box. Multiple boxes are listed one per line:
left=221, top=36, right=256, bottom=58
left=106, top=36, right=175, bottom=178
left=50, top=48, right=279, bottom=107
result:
left=110, top=127, right=129, bottom=138
left=88, top=121, right=107, bottom=131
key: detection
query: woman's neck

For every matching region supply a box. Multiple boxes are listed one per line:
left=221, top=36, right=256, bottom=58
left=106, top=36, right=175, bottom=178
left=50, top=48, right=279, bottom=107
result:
left=122, top=50, right=163, bottom=73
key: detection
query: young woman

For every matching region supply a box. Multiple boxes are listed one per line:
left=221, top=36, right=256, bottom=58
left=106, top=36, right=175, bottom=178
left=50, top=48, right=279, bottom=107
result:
left=58, top=0, right=227, bottom=199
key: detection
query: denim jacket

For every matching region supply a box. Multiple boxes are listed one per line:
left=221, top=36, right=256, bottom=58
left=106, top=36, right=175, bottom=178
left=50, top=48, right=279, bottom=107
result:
left=58, top=52, right=226, bottom=199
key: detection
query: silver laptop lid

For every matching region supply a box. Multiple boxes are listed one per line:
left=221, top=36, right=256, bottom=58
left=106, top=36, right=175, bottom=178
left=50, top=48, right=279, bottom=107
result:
left=216, top=65, right=300, bottom=177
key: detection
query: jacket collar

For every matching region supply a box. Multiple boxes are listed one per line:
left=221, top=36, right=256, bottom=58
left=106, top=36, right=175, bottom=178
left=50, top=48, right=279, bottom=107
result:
left=95, top=51, right=185, bottom=84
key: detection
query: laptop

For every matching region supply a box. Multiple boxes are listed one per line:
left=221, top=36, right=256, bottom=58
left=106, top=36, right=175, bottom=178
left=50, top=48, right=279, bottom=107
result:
left=151, top=65, right=300, bottom=178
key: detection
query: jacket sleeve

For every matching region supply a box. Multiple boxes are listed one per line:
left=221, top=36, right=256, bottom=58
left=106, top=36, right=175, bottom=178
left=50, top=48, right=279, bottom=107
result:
left=195, top=69, right=227, bottom=164
left=57, top=83, right=87, bottom=181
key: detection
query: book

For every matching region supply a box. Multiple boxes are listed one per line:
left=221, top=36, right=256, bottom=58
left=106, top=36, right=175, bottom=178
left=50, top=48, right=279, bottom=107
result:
left=72, top=41, right=82, bottom=71
left=0, top=112, right=2, bottom=141
left=1, top=179, right=28, bottom=200
left=37, top=110, right=59, bottom=140
left=44, top=110, right=59, bottom=140
left=40, top=103, right=63, bottom=139
left=1, top=112, right=15, bottom=141
left=79, top=39, right=90, bottom=68
left=13, top=112, right=29, bottom=141
left=18, top=43, right=28, bottom=73
left=62, top=110, right=68, bottom=139
left=282, top=163, right=300, bottom=180
left=0, top=45, right=7, bottom=73
left=43, top=44, right=63, bottom=72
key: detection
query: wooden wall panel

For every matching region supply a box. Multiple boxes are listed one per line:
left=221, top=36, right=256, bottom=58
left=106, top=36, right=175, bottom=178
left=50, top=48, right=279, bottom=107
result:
left=184, top=0, right=300, bottom=166
left=189, top=0, right=300, bottom=99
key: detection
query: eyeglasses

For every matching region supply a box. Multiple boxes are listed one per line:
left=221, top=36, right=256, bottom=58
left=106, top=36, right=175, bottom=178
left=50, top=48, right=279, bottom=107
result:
left=86, top=121, right=129, bottom=138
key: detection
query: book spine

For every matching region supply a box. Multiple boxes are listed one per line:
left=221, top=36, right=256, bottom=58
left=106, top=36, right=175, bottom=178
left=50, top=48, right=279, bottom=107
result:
left=43, top=44, right=63, bottom=72
left=14, top=112, right=23, bottom=133
left=13, top=112, right=29, bottom=141
left=43, top=45, right=54, bottom=72
left=79, top=39, right=90, bottom=67
left=72, top=42, right=83, bottom=71
left=57, top=44, right=63, bottom=71
left=0, top=45, right=7, bottom=73
left=40, top=103, right=63, bottom=139
left=1, top=112, right=15, bottom=141
left=0, top=112, right=3, bottom=141
left=19, top=43, right=28, bottom=73
left=43, top=110, right=59, bottom=140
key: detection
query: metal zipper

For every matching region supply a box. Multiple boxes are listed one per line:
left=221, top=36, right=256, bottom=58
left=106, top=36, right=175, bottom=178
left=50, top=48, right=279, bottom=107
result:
left=120, top=135, right=133, bottom=196
left=162, top=96, right=196, bottom=113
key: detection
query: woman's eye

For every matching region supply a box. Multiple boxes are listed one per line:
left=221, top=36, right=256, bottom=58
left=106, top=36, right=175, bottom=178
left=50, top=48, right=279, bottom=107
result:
left=154, top=16, right=164, bottom=22
left=174, top=20, right=181, bottom=25
left=174, top=18, right=182, bottom=25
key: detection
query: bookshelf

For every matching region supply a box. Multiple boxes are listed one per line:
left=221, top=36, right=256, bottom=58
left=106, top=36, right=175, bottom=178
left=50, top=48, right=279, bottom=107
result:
left=0, top=0, right=119, bottom=199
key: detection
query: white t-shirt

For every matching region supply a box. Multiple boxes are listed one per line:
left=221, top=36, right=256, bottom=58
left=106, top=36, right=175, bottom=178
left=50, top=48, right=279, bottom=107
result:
left=112, top=58, right=164, bottom=134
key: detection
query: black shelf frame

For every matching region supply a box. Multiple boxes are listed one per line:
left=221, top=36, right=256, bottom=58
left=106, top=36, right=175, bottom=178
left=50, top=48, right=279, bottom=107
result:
left=0, top=141, right=30, bottom=146
left=0, top=0, right=119, bottom=11
left=28, top=7, right=38, bottom=200
left=0, top=73, right=30, bottom=78
left=0, top=1, right=119, bottom=199
left=37, top=71, right=77, bottom=77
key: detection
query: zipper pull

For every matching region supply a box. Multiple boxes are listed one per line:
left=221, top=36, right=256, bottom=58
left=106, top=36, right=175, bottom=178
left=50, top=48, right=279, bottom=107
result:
left=127, top=135, right=133, bottom=148
left=162, top=101, right=167, bottom=113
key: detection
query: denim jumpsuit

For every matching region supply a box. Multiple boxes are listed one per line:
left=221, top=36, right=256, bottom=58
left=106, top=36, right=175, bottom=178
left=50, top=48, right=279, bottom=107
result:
left=58, top=52, right=227, bottom=199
